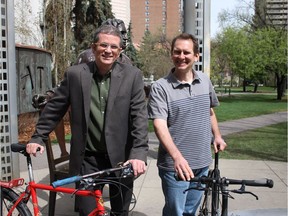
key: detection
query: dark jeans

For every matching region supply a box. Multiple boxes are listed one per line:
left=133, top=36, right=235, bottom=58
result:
left=76, top=153, right=133, bottom=216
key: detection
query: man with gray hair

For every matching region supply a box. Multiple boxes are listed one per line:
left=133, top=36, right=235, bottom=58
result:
left=75, top=18, right=132, bottom=65
left=26, top=24, right=149, bottom=216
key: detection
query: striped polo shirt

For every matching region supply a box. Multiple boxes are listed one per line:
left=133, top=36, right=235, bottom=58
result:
left=148, top=68, right=219, bottom=171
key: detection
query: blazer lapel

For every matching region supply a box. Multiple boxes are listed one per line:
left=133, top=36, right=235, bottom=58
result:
left=81, top=63, right=94, bottom=125
left=106, top=64, right=123, bottom=113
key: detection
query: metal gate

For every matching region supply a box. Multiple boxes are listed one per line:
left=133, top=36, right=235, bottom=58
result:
left=1, top=0, right=19, bottom=180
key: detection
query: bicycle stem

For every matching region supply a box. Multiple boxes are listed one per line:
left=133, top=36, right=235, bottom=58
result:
left=26, top=154, right=35, bottom=183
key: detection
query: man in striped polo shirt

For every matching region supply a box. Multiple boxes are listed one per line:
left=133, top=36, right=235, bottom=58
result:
left=148, top=33, right=227, bottom=216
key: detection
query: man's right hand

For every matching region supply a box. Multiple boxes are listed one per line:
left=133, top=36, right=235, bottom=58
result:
left=26, top=143, right=45, bottom=157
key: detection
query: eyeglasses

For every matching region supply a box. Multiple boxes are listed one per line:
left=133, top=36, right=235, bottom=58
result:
left=95, top=42, right=121, bottom=51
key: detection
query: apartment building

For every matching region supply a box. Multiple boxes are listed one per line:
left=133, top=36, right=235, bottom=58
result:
left=255, top=0, right=288, bottom=29
left=130, top=0, right=182, bottom=46
left=110, top=0, right=131, bottom=29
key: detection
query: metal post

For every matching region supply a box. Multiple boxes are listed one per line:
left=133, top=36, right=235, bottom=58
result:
left=0, top=0, right=19, bottom=181
left=183, top=0, right=196, bottom=34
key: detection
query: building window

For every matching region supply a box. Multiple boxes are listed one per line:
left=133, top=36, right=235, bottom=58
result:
left=145, top=0, right=149, bottom=5
left=195, top=2, right=201, bottom=9
left=145, top=23, right=149, bottom=30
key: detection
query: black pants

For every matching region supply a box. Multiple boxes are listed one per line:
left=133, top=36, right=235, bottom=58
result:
left=76, top=153, right=133, bottom=216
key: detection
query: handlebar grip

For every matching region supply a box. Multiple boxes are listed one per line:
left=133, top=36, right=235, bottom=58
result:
left=228, top=178, right=274, bottom=188
left=248, top=178, right=274, bottom=188
left=52, top=176, right=82, bottom=188
left=11, top=143, right=26, bottom=153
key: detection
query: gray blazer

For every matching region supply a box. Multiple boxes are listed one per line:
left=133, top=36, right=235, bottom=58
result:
left=30, top=61, right=149, bottom=175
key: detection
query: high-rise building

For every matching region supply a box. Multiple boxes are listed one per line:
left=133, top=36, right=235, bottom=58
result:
left=130, top=0, right=183, bottom=46
left=255, top=0, right=288, bottom=30
left=110, top=0, right=131, bottom=29
left=183, top=0, right=211, bottom=75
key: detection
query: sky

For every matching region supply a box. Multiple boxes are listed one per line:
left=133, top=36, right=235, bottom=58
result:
left=210, top=0, right=238, bottom=38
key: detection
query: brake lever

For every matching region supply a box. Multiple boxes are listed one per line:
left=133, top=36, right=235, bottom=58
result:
left=230, top=184, right=259, bottom=200
left=79, top=178, right=98, bottom=190
left=184, top=184, right=206, bottom=193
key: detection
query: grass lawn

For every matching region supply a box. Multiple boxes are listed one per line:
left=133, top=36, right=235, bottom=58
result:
left=220, top=122, right=287, bottom=162
left=214, top=94, right=287, bottom=122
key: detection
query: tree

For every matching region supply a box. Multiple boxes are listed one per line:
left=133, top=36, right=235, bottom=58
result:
left=251, top=28, right=287, bottom=100
left=43, top=0, right=114, bottom=84
left=137, top=31, right=173, bottom=80
left=44, top=0, right=74, bottom=85
left=217, top=0, right=287, bottom=99
left=210, top=37, right=230, bottom=87
left=72, top=0, right=113, bottom=54
left=124, top=22, right=139, bottom=66
left=217, top=27, right=254, bottom=91
left=14, top=0, right=43, bottom=47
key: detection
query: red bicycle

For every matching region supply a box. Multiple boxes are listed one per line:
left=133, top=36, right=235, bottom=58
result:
left=1, top=143, right=135, bottom=216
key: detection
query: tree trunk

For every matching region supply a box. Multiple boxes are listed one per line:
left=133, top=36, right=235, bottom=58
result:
left=276, top=74, right=286, bottom=100
left=242, top=80, right=246, bottom=92
left=253, top=83, right=258, bottom=93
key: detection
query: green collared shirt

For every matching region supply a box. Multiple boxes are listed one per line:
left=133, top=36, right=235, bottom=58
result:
left=86, top=65, right=111, bottom=153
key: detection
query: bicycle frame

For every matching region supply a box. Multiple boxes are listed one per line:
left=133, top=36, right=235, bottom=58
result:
left=211, top=152, right=220, bottom=216
left=1, top=180, right=105, bottom=216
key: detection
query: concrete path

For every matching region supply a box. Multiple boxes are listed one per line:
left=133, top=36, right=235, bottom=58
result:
left=17, top=111, right=287, bottom=215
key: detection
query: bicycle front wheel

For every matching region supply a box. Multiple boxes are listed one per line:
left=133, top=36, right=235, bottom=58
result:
left=1, top=187, right=32, bottom=216
left=198, top=170, right=222, bottom=216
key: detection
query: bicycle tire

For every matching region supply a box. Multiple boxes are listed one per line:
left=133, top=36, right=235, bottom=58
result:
left=1, top=187, right=32, bottom=216
left=198, top=170, right=222, bottom=216
left=198, top=169, right=212, bottom=216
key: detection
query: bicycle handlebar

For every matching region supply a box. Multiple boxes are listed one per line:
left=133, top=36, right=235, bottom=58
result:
left=226, top=178, right=274, bottom=188
left=52, top=164, right=134, bottom=188
left=10, top=143, right=134, bottom=188
left=52, top=176, right=83, bottom=188
left=181, top=175, right=274, bottom=188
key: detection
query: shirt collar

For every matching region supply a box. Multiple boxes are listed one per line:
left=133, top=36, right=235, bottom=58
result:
left=93, top=62, right=113, bottom=80
left=168, top=68, right=202, bottom=88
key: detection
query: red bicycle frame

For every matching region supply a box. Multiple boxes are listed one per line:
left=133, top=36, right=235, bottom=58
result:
left=1, top=177, right=106, bottom=216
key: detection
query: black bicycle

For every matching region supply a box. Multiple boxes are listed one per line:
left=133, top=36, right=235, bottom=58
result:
left=178, top=152, right=274, bottom=216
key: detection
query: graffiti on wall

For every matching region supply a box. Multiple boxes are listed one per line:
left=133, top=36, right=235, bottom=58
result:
left=16, top=45, right=53, bottom=114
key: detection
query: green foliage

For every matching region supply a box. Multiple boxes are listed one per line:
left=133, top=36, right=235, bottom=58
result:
left=44, top=0, right=114, bottom=82
left=213, top=0, right=287, bottom=100
left=251, top=28, right=287, bottom=99
left=137, top=30, right=173, bottom=80
left=45, top=0, right=74, bottom=83
left=125, top=22, right=139, bottom=66
left=72, top=0, right=114, bottom=54
left=212, top=26, right=287, bottom=100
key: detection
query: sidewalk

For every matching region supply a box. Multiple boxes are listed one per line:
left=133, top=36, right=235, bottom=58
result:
left=19, top=112, right=287, bottom=215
